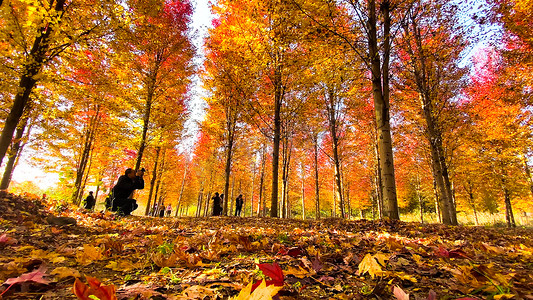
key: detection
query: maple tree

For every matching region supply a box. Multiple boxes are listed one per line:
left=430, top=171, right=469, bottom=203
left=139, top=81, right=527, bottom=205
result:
left=0, top=0, right=124, bottom=167
left=111, top=0, right=195, bottom=172
left=462, top=49, right=532, bottom=227
left=394, top=0, right=468, bottom=225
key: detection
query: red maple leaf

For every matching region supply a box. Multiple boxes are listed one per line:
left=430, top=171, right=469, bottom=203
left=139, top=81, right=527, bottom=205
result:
left=252, top=262, right=284, bottom=292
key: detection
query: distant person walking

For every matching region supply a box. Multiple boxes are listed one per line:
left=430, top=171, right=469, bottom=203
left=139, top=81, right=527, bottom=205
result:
left=212, top=192, right=222, bottom=216
left=166, top=204, right=172, bottom=217
left=83, top=191, right=96, bottom=211
left=235, top=194, right=243, bottom=216
left=111, top=168, right=145, bottom=216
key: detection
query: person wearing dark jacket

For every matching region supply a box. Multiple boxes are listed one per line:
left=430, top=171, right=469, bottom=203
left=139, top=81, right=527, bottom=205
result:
left=111, top=168, right=145, bottom=215
left=83, top=191, right=96, bottom=211
left=212, top=192, right=222, bottom=216
left=234, top=194, right=243, bottom=216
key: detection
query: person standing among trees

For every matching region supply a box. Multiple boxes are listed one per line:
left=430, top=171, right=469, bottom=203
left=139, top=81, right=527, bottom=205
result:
left=111, top=168, right=145, bottom=216
left=212, top=192, right=222, bottom=216
left=83, top=191, right=96, bottom=211
left=166, top=204, right=172, bottom=217
left=235, top=194, right=243, bottom=216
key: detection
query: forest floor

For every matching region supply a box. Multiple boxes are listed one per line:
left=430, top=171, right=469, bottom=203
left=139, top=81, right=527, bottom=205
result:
left=0, top=192, right=532, bottom=300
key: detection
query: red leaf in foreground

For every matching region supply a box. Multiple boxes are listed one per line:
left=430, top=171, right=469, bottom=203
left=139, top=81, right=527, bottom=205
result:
left=258, top=262, right=284, bottom=285
left=0, top=233, right=18, bottom=246
left=448, top=249, right=470, bottom=259
left=277, top=246, right=303, bottom=257
left=4, top=267, right=50, bottom=286
left=73, top=276, right=117, bottom=300
left=435, top=247, right=469, bottom=259
left=251, top=263, right=285, bottom=293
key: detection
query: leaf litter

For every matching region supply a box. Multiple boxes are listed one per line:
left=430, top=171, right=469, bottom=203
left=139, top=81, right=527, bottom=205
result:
left=0, top=192, right=532, bottom=299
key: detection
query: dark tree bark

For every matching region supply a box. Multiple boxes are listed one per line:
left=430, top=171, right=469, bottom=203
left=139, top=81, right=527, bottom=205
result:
left=313, top=132, right=320, bottom=219
left=1, top=115, right=31, bottom=190
left=73, top=105, right=101, bottom=205
left=145, top=147, right=161, bottom=215
left=325, top=88, right=345, bottom=218
left=271, top=65, right=283, bottom=217
left=175, top=161, right=189, bottom=217
left=367, top=0, right=399, bottom=220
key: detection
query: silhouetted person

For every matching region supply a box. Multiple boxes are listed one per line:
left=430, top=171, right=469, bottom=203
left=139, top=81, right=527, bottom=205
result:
left=212, top=192, right=222, bottom=216
left=83, top=191, right=96, bottom=211
left=235, top=194, right=243, bottom=216
left=111, top=168, right=145, bottom=216
left=166, top=204, right=172, bottom=217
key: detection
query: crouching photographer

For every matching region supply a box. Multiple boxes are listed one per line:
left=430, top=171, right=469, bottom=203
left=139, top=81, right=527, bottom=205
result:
left=111, top=168, right=145, bottom=216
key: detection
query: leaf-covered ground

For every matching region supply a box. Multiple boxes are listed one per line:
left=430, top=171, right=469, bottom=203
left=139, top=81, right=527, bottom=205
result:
left=0, top=192, right=532, bottom=300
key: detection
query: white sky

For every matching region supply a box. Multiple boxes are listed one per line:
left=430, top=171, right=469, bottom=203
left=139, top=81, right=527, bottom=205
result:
left=7, top=0, right=214, bottom=190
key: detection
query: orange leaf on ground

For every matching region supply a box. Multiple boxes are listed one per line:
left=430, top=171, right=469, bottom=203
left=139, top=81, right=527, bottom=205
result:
left=73, top=276, right=117, bottom=300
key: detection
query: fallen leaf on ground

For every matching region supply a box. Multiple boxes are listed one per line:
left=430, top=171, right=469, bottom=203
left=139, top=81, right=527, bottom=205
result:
left=234, top=280, right=283, bottom=300
left=73, top=275, right=117, bottom=300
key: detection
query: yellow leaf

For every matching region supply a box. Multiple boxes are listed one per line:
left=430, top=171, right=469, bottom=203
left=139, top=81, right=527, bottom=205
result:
left=76, top=244, right=104, bottom=266
left=105, top=260, right=142, bottom=272
left=51, top=267, right=81, bottom=280
left=411, top=254, right=422, bottom=265
left=494, top=294, right=515, bottom=300
left=358, top=253, right=384, bottom=279
left=374, top=253, right=390, bottom=266
left=394, top=272, right=418, bottom=283
left=233, top=280, right=282, bottom=300
left=233, top=281, right=253, bottom=300
left=284, top=266, right=313, bottom=278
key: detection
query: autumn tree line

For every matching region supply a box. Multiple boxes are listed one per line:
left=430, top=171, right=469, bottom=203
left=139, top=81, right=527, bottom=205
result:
left=0, top=0, right=531, bottom=227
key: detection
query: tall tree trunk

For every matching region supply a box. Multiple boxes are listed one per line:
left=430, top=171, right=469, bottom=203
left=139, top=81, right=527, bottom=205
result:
left=522, top=155, right=533, bottom=196
left=0, top=0, right=67, bottom=166
left=346, top=181, right=351, bottom=220
left=503, top=187, right=516, bottom=228
left=249, top=161, right=257, bottom=217
left=313, top=133, right=320, bottom=219
left=258, top=146, right=266, bottom=216
left=501, top=175, right=516, bottom=227
left=73, top=105, right=101, bottom=204
left=432, top=176, right=442, bottom=223
left=271, top=66, right=282, bottom=218
left=332, top=176, right=337, bottom=218
left=326, top=89, right=345, bottom=218
left=205, top=169, right=215, bottom=217
left=223, top=123, right=235, bottom=216
left=145, top=147, right=161, bottom=215
left=367, top=0, right=399, bottom=220
left=281, top=136, right=292, bottom=218
left=402, top=17, right=457, bottom=225
left=375, top=142, right=384, bottom=218
left=175, top=160, right=189, bottom=217
left=1, top=115, right=31, bottom=190
left=196, top=186, right=204, bottom=218
left=301, top=162, right=305, bottom=220
left=416, top=176, right=424, bottom=223
left=466, top=182, right=479, bottom=226
left=135, top=88, right=154, bottom=171
left=80, top=146, right=95, bottom=204
left=230, top=175, right=236, bottom=216
left=152, top=151, right=166, bottom=215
